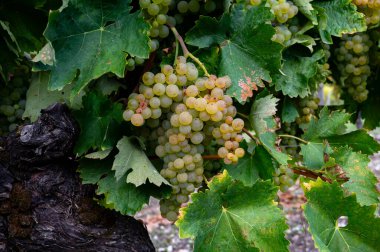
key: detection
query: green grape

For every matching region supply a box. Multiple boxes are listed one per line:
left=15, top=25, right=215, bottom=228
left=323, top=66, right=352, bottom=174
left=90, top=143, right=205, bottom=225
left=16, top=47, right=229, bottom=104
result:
left=177, top=1, right=189, bottom=13
left=334, top=33, right=373, bottom=103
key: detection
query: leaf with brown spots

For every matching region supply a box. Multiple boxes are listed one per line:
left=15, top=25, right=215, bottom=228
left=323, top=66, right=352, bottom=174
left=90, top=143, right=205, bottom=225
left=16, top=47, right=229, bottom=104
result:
left=185, top=5, right=282, bottom=103
left=331, top=146, right=379, bottom=206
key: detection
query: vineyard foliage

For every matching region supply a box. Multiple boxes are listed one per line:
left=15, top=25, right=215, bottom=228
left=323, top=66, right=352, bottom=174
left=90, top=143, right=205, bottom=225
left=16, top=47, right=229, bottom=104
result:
left=1, top=0, right=380, bottom=251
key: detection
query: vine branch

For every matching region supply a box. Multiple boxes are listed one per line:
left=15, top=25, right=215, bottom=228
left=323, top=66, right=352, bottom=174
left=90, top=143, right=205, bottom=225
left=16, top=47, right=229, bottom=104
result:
left=292, top=166, right=332, bottom=183
left=242, top=128, right=260, bottom=144
left=170, top=27, right=210, bottom=77
left=278, top=134, right=308, bottom=144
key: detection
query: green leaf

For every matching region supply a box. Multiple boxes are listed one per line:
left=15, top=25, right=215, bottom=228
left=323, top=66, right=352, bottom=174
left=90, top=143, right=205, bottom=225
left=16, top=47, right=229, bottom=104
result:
left=312, top=0, right=366, bottom=44
left=325, top=130, right=380, bottom=155
left=96, top=170, right=150, bottom=215
left=177, top=170, right=289, bottom=252
left=273, top=50, right=324, bottom=98
left=301, top=142, right=331, bottom=170
left=73, top=92, right=123, bottom=155
left=186, top=5, right=282, bottom=103
left=44, top=0, right=150, bottom=94
left=94, top=75, right=123, bottom=96
left=32, top=42, right=55, bottom=66
left=112, top=137, right=169, bottom=187
left=85, top=148, right=113, bottom=160
left=303, top=179, right=380, bottom=251
left=78, top=157, right=111, bottom=184
left=293, top=0, right=318, bottom=24
left=0, top=0, right=47, bottom=53
left=78, top=157, right=153, bottom=215
left=250, top=95, right=280, bottom=135
left=23, top=72, right=84, bottom=122
left=281, top=97, right=299, bottom=123
left=302, top=107, right=351, bottom=141
left=260, top=132, right=290, bottom=165
left=223, top=153, right=259, bottom=186
left=331, top=147, right=379, bottom=206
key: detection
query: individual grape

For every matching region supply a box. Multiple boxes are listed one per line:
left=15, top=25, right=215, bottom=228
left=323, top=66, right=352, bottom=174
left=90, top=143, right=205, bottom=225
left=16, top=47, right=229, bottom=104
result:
left=142, top=72, right=155, bottom=85
left=204, top=0, right=216, bottom=12
left=177, top=1, right=189, bottom=13
left=123, top=110, right=134, bottom=121
left=188, top=0, right=200, bottom=12
left=166, top=84, right=180, bottom=98
left=131, top=113, right=145, bottom=126
left=179, top=111, right=193, bottom=125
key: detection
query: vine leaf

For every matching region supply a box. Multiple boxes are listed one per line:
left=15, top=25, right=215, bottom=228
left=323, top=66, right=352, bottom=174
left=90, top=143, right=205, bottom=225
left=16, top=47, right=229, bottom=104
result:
left=44, top=0, right=150, bottom=95
left=223, top=142, right=275, bottom=186
left=302, top=107, right=350, bottom=141
left=186, top=5, right=282, bottom=103
left=325, top=129, right=380, bottom=155
left=300, top=142, right=331, bottom=170
left=281, top=97, right=299, bottom=123
left=112, top=137, right=169, bottom=187
left=331, top=147, right=379, bottom=206
left=78, top=157, right=151, bottom=215
left=312, top=0, right=366, bottom=44
left=23, top=72, right=84, bottom=122
left=250, top=94, right=289, bottom=165
left=273, top=50, right=324, bottom=98
left=73, top=92, right=123, bottom=155
left=177, top=170, right=289, bottom=252
left=250, top=94, right=279, bottom=135
left=303, top=179, right=380, bottom=251
left=85, top=148, right=112, bottom=159
left=223, top=150, right=259, bottom=187
left=293, top=0, right=318, bottom=24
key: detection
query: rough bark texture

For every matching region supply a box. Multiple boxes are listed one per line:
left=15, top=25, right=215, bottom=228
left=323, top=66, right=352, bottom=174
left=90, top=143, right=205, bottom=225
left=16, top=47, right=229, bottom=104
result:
left=0, top=104, right=155, bottom=252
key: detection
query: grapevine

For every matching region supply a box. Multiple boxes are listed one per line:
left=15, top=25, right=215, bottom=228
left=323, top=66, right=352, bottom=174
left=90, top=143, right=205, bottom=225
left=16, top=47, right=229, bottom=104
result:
left=1, top=0, right=380, bottom=251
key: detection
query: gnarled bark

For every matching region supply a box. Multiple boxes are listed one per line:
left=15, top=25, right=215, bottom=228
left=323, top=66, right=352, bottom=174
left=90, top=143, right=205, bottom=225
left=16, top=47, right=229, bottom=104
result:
left=0, top=104, right=155, bottom=252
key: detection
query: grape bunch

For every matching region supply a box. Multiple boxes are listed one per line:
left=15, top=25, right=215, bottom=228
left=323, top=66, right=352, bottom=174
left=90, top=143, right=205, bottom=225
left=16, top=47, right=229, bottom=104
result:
left=123, top=56, right=245, bottom=221
left=295, top=96, right=319, bottom=125
left=273, top=165, right=295, bottom=192
left=334, top=33, right=372, bottom=103
left=352, top=0, right=380, bottom=26
left=278, top=122, right=298, bottom=157
left=267, top=0, right=298, bottom=23
left=272, top=25, right=292, bottom=45
left=0, top=75, right=28, bottom=135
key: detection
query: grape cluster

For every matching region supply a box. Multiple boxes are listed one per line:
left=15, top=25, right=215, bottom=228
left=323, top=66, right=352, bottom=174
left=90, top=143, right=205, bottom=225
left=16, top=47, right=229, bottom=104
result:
left=278, top=122, right=298, bottom=157
left=0, top=76, right=28, bottom=135
left=334, top=33, right=372, bottom=103
left=123, top=57, right=245, bottom=221
left=172, top=0, right=219, bottom=26
left=273, top=165, right=295, bottom=192
left=272, top=25, right=292, bottom=45
left=267, top=0, right=298, bottom=23
left=353, top=0, right=380, bottom=26
left=295, top=96, right=319, bottom=125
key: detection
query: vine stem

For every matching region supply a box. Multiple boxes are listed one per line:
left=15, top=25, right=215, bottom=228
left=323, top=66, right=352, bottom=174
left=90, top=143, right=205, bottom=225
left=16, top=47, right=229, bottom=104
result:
left=201, top=155, right=221, bottom=160
left=170, top=27, right=210, bottom=77
left=237, top=112, right=249, bottom=120
left=292, top=166, right=332, bottom=183
left=242, top=128, right=260, bottom=144
left=278, top=134, right=308, bottom=144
